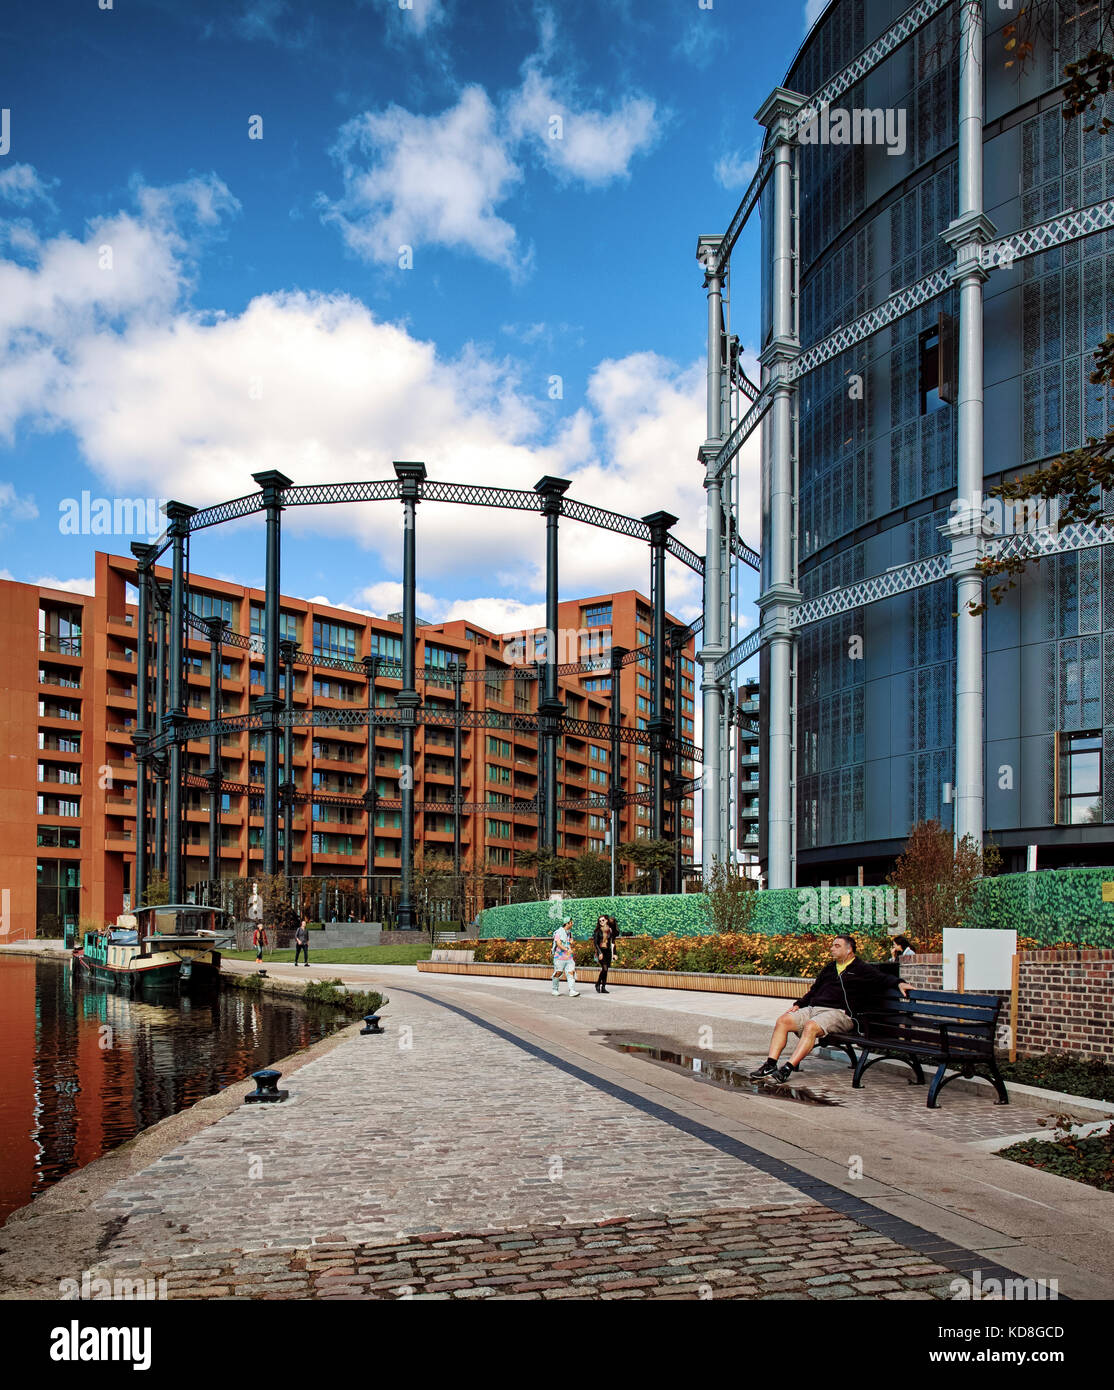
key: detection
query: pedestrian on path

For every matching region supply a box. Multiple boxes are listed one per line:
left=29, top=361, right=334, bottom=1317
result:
left=593, top=914, right=617, bottom=993
left=551, top=919, right=580, bottom=997
left=890, top=934, right=916, bottom=960
left=294, top=918, right=310, bottom=967
left=252, top=922, right=268, bottom=964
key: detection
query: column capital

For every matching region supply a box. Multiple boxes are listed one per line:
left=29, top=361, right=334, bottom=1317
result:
left=758, top=339, right=800, bottom=373
left=755, top=86, right=808, bottom=139
left=251, top=469, right=293, bottom=506
left=393, top=460, right=427, bottom=501
left=164, top=501, right=196, bottom=536
left=696, top=234, right=724, bottom=281
left=131, top=541, right=157, bottom=569
left=641, top=509, right=678, bottom=543
left=534, top=475, right=571, bottom=514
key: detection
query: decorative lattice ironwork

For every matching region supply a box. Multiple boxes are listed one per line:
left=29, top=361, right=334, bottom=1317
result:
left=188, top=492, right=269, bottom=532
left=786, top=0, right=956, bottom=142
left=981, top=199, right=1114, bottom=269
left=791, top=268, right=952, bottom=381
left=989, top=517, right=1114, bottom=564
left=715, top=150, right=775, bottom=272
left=284, top=480, right=401, bottom=508
left=713, top=387, right=774, bottom=476
left=791, top=554, right=951, bottom=629
left=713, top=626, right=765, bottom=680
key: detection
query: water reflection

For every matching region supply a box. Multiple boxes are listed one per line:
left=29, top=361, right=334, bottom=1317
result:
left=0, top=957, right=347, bottom=1225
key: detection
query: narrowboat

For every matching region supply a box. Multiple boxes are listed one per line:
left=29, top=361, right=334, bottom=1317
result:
left=74, top=904, right=235, bottom=997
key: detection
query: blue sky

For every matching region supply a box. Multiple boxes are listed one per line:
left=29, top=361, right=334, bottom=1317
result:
left=0, top=0, right=822, bottom=631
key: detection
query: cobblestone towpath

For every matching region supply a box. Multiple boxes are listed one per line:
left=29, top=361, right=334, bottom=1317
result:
left=21, top=979, right=1100, bottom=1301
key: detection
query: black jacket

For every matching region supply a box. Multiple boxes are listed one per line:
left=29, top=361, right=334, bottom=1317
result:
left=592, top=925, right=616, bottom=955
left=795, top=957, right=903, bottom=1014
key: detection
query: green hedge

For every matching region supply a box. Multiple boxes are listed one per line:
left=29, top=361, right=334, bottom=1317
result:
left=478, top=867, right=1114, bottom=947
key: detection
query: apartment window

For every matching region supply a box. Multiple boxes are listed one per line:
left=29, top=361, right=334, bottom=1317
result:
left=312, top=677, right=358, bottom=701
left=38, top=795, right=80, bottom=817
left=370, top=632, right=402, bottom=663
left=583, top=603, right=612, bottom=628
left=39, top=698, right=81, bottom=721
left=486, top=818, right=511, bottom=839
left=37, top=825, right=81, bottom=848
left=39, top=606, right=83, bottom=655
left=918, top=320, right=954, bottom=415
left=465, top=628, right=486, bottom=645
left=487, top=736, right=511, bottom=758
left=487, top=764, right=511, bottom=784
left=189, top=591, right=236, bottom=628
left=1059, top=732, right=1103, bottom=825
left=313, top=618, right=359, bottom=661
left=582, top=678, right=609, bottom=692
left=534, top=632, right=548, bottom=659
left=39, top=732, right=81, bottom=752
left=488, top=846, right=511, bottom=866
left=38, top=762, right=79, bottom=785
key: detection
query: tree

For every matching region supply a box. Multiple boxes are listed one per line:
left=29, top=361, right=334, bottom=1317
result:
left=141, top=870, right=170, bottom=907
left=257, top=873, right=298, bottom=934
left=973, top=2, right=1114, bottom=611
left=886, top=819, right=1002, bottom=940
left=617, top=838, right=676, bottom=894
left=411, top=852, right=456, bottom=941
left=702, top=856, right=758, bottom=934
left=514, top=848, right=573, bottom=899
left=569, top=850, right=611, bottom=899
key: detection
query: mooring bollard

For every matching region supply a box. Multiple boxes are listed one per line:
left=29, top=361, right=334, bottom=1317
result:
left=361, top=1013, right=384, bottom=1035
left=244, top=1068, right=288, bottom=1103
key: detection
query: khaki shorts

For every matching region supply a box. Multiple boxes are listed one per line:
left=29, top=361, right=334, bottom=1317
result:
left=786, top=1005, right=853, bottom=1036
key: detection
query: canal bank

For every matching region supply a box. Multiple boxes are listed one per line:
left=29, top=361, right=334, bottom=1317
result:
left=3, top=962, right=1112, bottom=1302
left=0, top=950, right=387, bottom=1295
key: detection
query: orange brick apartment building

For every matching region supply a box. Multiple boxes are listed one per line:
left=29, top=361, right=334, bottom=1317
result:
left=0, top=552, right=697, bottom=938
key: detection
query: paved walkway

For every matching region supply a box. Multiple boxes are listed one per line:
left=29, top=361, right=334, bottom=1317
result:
left=5, top=961, right=1112, bottom=1300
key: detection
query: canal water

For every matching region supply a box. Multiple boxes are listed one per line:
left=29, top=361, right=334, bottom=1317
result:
left=0, top=955, right=349, bottom=1227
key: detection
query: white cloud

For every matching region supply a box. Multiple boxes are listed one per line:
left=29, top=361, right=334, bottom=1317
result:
left=714, top=147, right=760, bottom=192
left=0, top=567, right=94, bottom=594
left=0, top=164, right=58, bottom=212
left=320, top=86, right=524, bottom=272
left=0, top=178, right=747, bottom=630
left=676, top=22, right=716, bottom=71
left=386, top=0, right=446, bottom=39
left=0, top=481, right=38, bottom=520
left=506, top=67, right=659, bottom=186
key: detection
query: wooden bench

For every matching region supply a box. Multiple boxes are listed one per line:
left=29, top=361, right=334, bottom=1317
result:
left=824, top=988, right=1009, bottom=1109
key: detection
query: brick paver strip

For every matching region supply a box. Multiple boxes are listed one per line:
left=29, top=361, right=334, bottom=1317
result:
left=96, top=1206, right=960, bottom=1300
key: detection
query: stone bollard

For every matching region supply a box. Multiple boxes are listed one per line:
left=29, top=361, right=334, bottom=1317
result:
left=360, top=1013, right=384, bottom=1035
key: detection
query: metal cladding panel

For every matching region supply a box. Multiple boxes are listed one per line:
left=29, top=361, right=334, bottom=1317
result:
left=985, top=738, right=1021, bottom=832
left=863, top=741, right=891, bottom=842
left=1105, top=727, right=1114, bottom=826
left=889, top=753, right=914, bottom=841
left=889, top=671, right=913, bottom=756
left=985, top=647, right=1021, bottom=740
left=1019, top=641, right=1057, bottom=737
left=984, top=560, right=1022, bottom=654
left=1020, top=734, right=1055, bottom=827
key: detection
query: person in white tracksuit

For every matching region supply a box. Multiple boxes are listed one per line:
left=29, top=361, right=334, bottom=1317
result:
left=551, top=919, right=579, bottom=997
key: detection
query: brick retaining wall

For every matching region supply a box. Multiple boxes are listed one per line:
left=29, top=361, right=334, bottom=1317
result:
left=901, top=951, right=1114, bottom=1058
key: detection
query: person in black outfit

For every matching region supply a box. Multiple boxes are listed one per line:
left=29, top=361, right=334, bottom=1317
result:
left=750, top=934, right=911, bottom=1083
left=294, top=918, right=310, bottom=967
left=593, top=915, right=617, bottom=993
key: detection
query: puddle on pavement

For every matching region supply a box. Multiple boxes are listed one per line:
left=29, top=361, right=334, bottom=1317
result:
left=598, top=1036, right=840, bottom=1106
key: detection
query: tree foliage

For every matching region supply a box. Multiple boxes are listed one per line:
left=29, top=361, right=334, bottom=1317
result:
left=886, top=819, right=1002, bottom=940
left=702, top=856, right=758, bottom=935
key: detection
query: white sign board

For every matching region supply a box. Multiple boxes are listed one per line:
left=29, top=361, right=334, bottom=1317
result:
left=942, top=928, right=1017, bottom=992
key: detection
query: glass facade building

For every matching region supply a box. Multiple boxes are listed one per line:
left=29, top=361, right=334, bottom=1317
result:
left=758, top=0, right=1114, bottom=881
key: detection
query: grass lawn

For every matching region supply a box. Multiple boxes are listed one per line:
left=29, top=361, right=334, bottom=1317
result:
left=223, top=944, right=432, bottom=965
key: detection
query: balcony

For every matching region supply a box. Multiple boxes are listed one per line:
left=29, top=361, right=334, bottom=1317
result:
left=39, top=634, right=82, bottom=656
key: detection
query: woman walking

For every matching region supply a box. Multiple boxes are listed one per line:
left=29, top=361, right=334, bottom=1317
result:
left=551, top=918, right=580, bottom=997
left=593, top=914, right=618, bottom=993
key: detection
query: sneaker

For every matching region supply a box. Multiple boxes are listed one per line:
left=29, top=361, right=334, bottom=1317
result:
left=568, top=990, right=580, bottom=998
left=551, top=986, right=560, bottom=996
left=772, top=1064, right=797, bottom=1084
left=749, top=1059, right=779, bottom=1079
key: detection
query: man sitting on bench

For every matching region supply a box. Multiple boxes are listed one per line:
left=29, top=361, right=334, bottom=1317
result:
left=750, top=934, right=912, bottom=1084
